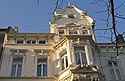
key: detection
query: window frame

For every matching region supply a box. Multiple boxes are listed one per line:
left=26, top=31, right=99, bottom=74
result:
left=10, top=55, right=24, bottom=77
left=68, top=30, right=78, bottom=35
left=58, top=29, right=65, bottom=35
left=74, top=47, right=87, bottom=65
left=38, top=40, right=46, bottom=44
left=61, top=54, right=68, bottom=70
left=26, top=40, right=36, bottom=44
left=60, top=50, right=68, bottom=70
left=108, top=61, right=123, bottom=80
left=16, top=40, right=24, bottom=44
left=35, top=57, right=48, bottom=77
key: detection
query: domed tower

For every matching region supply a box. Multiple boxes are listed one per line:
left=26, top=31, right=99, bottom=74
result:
left=49, top=4, right=104, bottom=81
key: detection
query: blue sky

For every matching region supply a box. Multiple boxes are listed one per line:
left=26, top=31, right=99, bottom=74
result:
left=0, top=0, right=125, bottom=42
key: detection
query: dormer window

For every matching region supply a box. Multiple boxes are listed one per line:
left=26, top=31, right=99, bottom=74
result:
left=68, top=14, right=75, bottom=18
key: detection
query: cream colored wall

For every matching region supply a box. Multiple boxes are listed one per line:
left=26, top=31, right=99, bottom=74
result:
left=0, top=44, right=55, bottom=77
left=0, top=78, right=55, bottom=81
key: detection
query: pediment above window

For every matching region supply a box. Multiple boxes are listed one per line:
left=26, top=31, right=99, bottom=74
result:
left=10, top=49, right=27, bottom=56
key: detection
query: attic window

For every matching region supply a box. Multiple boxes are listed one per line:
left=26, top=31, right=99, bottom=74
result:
left=68, top=14, right=75, bottom=18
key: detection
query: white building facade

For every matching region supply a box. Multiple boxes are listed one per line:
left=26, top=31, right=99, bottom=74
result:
left=0, top=4, right=125, bottom=81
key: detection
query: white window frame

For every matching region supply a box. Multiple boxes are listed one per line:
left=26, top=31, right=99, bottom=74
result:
left=9, top=54, right=25, bottom=77
left=34, top=56, right=48, bottom=77
left=108, top=61, right=123, bottom=80
left=74, top=47, right=87, bottom=65
left=61, top=54, right=68, bottom=70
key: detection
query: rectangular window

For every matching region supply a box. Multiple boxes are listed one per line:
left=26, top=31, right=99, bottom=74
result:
left=37, top=58, right=47, bottom=77
left=82, top=30, right=88, bottom=34
left=11, top=57, right=23, bottom=77
left=39, top=40, right=46, bottom=44
left=60, top=51, right=68, bottom=70
left=108, top=61, right=122, bottom=80
left=17, top=40, right=23, bottom=44
left=74, top=47, right=87, bottom=64
left=27, top=40, right=36, bottom=44
left=69, top=30, right=78, bottom=35
left=59, top=30, right=64, bottom=35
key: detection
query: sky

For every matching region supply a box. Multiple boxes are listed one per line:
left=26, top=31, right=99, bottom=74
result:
left=0, top=0, right=125, bottom=42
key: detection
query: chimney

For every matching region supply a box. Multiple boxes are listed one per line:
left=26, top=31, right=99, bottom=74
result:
left=117, top=34, right=124, bottom=43
left=14, top=26, right=19, bottom=33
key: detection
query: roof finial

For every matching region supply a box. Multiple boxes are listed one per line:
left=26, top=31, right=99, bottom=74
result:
left=68, top=2, right=72, bottom=6
left=67, top=3, right=74, bottom=8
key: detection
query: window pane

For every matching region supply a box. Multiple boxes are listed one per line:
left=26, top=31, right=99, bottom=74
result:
left=59, top=30, right=64, bottom=34
left=37, top=64, right=42, bottom=76
left=113, top=62, right=118, bottom=67
left=37, top=58, right=47, bottom=63
left=65, top=56, right=68, bottom=68
left=37, top=58, right=47, bottom=77
left=43, top=64, right=47, bottom=76
left=11, top=64, right=16, bottom=76
left=11, top=57, right=23, bottom=77
left=81, top=52, right=87, bottom=64
left=75, top=52, right=81, bottom=64
left=74, top=46, right=87, bottom=65
left=17, top=40, right=23, bottom=44
left=17, top=64, right=22, bottom=76
left=116, top=68, right=122, bottom=80
left=61, top=58, right=65, bottom=70
left=39, top=41, right=46, bottom=44
left=27, top=40, right=31, bottom=44
left=32, top=40, right=36, bottom=44
left=13, top=57, right=23, bottom=63
left=110, top=68, right=116, bottom=80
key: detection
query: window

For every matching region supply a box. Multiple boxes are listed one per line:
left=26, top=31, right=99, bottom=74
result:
left=74, top=47, right=87, bottom=64
left=37, top=58, right=47, bottom=76
left=60, top=51, right=68, bottom=70
left=68, top=14, right=75, bottom=18
left=108, top=61, right=122, bottom=80
left=11, top=56, right=23, bottom=77
left=27, top=40, right=36, bottom=44
left=17, top=40, right=23, bottom=44
left=69, top=30, right=78, bottom=35
left=59, top=30, right=64, bottom=35
left=82, top=30, right=88, bottom=34
left=39, top=40, right=46, bottom=44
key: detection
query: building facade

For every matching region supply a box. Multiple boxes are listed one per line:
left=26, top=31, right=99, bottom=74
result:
left=0, top=4, right=125, bottom=81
